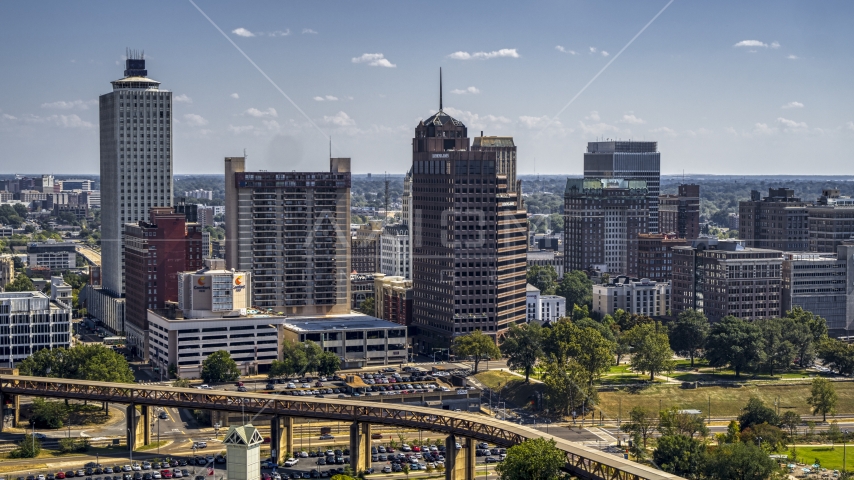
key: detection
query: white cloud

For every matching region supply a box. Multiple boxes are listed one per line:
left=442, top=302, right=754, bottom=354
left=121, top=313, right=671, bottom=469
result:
left=183, top=114, right=208, bottom=127
left=40, top=100, right=89, bottom=110
left=847, top=122, right=854, bottom=132
left=262, top=120, right=280, bottom=131
left=518, top=115, right=555, bottom=129
left=232, top=28, right=256, bottom=37
left=620, top=114, right=646, bottom=125
left=555, top=45, right=577, bottom=55
left=451, top=87, right=480, bottom=95
left=589, top=47, right=597, bottom=54
left=734, top=40, right=768, bottom=48
left=302, top=28, right=318, bottom=34
left=782, top=101, right=804, bottom=109
left=441, top=107, right=511, bottom=131
left=447, top=49, right=519, bottom=60
left=777, top=117, right=808, bottom=130
left=771, top=41, right=780, bottom=49
left=601, top=51, right=610, bottom=57
left=351, top=53, right=396, bottom=68
left=725, top=126, right=738, bottom=135
left=753, top=123, right=775, bottom=135
left=230, top=93, right=240, bottom=99
left=227, top=125, right=255, bottom=134
left=579, top=121, right=621, bottom=136
left=686, top=128, right=714, bottom=137
left=245, top=107, right=278, bottom=118
left=323, top=111, right=355, bottom=126
left=651, top=126, right=677, bottom=137
left=268, top=29, right=290, bottom=37
left=788, top=55, right=799, bottom=60
left=7, top=113, right=94, bottom=128
left=586, top=111, right=601, bottom=122
left=173, top=94, right=192, bottom=104
left=313, top=95, right=339, bottom=101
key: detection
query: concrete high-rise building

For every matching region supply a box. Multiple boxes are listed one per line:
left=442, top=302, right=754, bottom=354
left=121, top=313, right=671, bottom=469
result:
left=739, top=188, right=808, bottom=251
left=659, top=184, right=700, bottom=239
left=225, top=156, right=351, bottom=315
left=584, top=141, right=661, bottom=233
left=782, top=243, right=854, bottom=337
left=100, top=53, right=173, bottom=297
left=563, top=178, right=648, bottom=275
left=124, top=207, right=204, bottom=358
left=672, top=239, right=782, bottom=321
left=410, top=75, right=527, bottom=353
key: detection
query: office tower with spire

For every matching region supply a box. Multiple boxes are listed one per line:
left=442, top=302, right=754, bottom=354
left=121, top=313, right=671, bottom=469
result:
left=411, top=70, right=528, bottom=354
left=224, top=156, right=352, bottom=315
left=100, top=51, right=173, bottom=297
left=584, top=141, right=660, bottom=233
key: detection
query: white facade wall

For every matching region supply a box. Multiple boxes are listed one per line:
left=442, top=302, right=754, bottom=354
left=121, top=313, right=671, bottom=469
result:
left=380, top=231, right=410, bottom=279
left=540, top=295, right=566, bottom=323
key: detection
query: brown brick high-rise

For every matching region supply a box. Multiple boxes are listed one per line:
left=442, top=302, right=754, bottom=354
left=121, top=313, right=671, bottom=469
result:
left=411, top=73, right=527, bottom=354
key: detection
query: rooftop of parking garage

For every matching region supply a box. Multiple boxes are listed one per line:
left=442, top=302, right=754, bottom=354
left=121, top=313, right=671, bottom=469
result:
left=282, top=314, right=406, bottom=333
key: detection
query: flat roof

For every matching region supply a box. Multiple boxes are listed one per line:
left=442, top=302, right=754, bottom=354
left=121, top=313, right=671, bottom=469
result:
left=282, top=314, right=405, bottom=332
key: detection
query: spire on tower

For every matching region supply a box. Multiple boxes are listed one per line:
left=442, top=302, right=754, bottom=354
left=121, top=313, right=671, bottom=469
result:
left=439, top=67, right=443, bottom=111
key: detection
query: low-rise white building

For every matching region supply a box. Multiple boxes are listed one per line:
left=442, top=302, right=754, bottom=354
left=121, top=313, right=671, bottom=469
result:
left=526, top=284, right=540, bottom=322
left=540, top=295, right=566, bottom=324
left=0, top=291, right=72, bottom=365
left=592, top=276, right=671, bottom=318
left=281, top=314, right=408, bottom=368
left=50, top=275, right=72, bottom=308
left=524, top=284, right=566, bottom=324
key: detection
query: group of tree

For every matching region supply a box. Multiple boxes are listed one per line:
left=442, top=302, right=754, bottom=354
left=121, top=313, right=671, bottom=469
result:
left=18, top=344, right=134, bottom=384
left=4, top=273, right=34, bottom=292
left=268, top=340, right=341, bottom=379
left=494, top=437, right=566, bottom=480
left=525, top=267, right=593, bottom=311
left=0, top=203, right=28, bottom=227
left=494, top=311, right=675, bottom=417
left=358, top=297, right=375, bottom=316
left=664, top=307, right=827, bottom=378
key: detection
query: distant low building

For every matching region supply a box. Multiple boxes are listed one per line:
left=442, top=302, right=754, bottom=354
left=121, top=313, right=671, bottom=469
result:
left=350, top=273, right=375, bottom=310
left=27, top=240, right=77, bottom=271
left=527, top=251, right=564, bottom=278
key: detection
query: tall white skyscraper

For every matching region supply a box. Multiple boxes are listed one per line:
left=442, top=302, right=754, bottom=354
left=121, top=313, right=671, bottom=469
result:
left=99, top=52, right=173, bottom=295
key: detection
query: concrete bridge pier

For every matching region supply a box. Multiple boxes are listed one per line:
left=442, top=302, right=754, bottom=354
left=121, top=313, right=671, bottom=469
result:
left=270, top=415, right=294, bottom=464
left=445, top=435, right=475, bottom=480
left=0, top=391, right=20, bottom=432
left=126, top=404, right=151, bottom=450
left=349, top=421, right=372, bottom=473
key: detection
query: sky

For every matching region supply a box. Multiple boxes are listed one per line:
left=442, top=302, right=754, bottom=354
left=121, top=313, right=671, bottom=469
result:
left=1, top=1, right=853, bottom=176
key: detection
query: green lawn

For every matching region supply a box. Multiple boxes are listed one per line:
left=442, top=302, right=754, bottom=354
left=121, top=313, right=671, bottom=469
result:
left=598, top=381, right=854, bottom=418
left=792, top=445, right=854, bottom=471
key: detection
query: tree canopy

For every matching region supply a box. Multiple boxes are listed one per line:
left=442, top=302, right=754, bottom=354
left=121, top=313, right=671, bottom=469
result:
left=669, top=309, right=709, bottom=367
left=624, top=322, right=675, bottom=381
left=201, top=350, right=241, bottom=383
left=18, top=344, right=134, bottom=383
left=453, top=330, right=500, bottom=373
left=704, top=316, right=764, bottom=378
left=495, top=438, right=565, bottom=480
left=499, top=323, right=543, bottom=383
left=555, top=270, right=592, bottom=310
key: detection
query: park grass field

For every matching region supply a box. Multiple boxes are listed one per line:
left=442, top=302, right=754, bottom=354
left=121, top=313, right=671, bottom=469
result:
left=475, top=370, right=854, bottom=419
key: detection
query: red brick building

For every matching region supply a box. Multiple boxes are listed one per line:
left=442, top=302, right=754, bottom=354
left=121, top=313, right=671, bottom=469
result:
left=374, top=274, right=413, bottom=326
left=124, top=207, right=204, bottom=359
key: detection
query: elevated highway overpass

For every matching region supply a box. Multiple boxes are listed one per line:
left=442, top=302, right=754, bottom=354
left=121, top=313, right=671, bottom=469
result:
left=0, top=375, right=682, bottom=480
